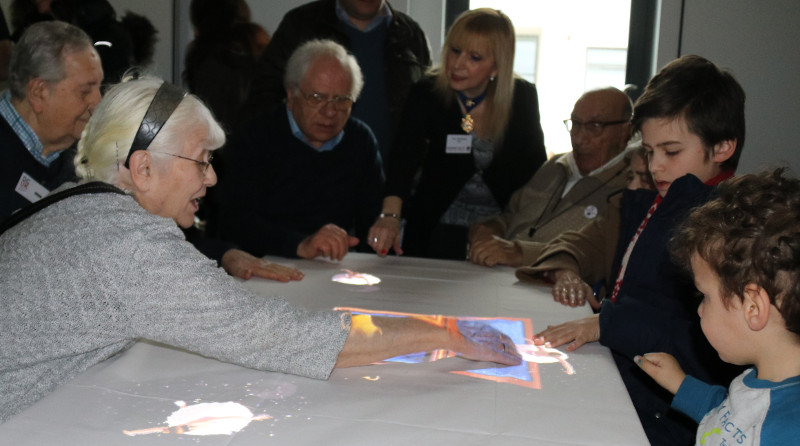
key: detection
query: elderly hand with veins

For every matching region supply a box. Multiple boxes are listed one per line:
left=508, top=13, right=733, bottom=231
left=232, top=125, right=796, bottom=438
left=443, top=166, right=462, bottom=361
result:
left=549, top=269, right=600, bottom=308
left=221, top=249, right=304, bottom=282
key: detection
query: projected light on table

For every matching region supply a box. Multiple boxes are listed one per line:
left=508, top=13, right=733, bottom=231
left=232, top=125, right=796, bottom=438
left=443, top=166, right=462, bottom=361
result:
left=335, top=307, right=575, bottom=389
left=122, top=401, right=271, bottom=437
left=331, top=269, right=381, bottom=286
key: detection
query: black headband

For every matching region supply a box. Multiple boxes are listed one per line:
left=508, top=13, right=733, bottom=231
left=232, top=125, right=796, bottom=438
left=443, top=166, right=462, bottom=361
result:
left=124, top=82, right=186, bottom=168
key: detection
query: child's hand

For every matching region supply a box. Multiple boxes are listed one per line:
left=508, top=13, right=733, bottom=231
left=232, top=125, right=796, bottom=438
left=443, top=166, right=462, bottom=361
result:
left=634, top=353, right=686, bottom=395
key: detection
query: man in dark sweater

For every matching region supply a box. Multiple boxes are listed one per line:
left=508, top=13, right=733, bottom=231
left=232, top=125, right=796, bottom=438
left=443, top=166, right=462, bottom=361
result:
left=221, top=40, right=384, bottom=261
left=0, top=21, right=102, bottom=221
left=243, top=0, right=430, bottom=159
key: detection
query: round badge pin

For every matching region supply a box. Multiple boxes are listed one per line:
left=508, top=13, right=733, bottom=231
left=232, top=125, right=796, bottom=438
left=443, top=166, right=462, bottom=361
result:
left=584, top=205, right=598, bottom=219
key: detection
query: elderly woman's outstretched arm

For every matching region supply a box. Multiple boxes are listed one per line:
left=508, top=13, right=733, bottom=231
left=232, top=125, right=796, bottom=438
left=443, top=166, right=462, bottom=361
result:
left=335, top=314, right=522, bottom=368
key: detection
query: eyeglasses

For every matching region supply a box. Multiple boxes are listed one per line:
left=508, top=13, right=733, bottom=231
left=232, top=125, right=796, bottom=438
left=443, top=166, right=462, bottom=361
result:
left=149, top=150, right=214, bottom=175
left=563, top=118, right=629, bottom=137
left=297, top=90, right=354, bottom=111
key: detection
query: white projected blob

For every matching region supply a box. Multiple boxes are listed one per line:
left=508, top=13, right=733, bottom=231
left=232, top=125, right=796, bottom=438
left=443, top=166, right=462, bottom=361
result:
left=122, top=401, right=272, bottom=436
left=331, top=269, right=381, bottom=286
left=517, top=343, right=575, bottom=375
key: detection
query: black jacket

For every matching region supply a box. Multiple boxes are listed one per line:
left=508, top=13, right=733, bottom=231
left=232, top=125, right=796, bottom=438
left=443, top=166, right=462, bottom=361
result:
left=385, top=75, right=547, bottom=257
left=243, top=0, right=431, bottom=139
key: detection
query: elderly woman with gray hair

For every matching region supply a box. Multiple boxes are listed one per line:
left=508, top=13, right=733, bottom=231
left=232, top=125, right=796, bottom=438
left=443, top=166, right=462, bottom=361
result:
left=0, top=76, right=521, bottom=423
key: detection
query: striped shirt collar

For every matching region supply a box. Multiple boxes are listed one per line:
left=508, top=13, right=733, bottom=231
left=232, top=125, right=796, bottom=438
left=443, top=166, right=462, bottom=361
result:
left=0, top=90, right=59, bottom=167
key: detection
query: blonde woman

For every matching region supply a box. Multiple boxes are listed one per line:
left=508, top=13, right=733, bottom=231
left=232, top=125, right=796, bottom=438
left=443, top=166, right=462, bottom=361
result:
left=369, top=8, right=546, bottom=259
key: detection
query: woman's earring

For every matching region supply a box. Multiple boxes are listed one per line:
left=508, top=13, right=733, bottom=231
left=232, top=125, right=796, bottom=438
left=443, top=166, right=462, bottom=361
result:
left=490, top=75, right=496, bottom=82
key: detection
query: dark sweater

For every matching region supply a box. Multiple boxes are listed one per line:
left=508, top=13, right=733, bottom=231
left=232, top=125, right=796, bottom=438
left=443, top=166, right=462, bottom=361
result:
left=0, top=118, right=77, bottom=223
left=220, top=105, right=384, bottom=258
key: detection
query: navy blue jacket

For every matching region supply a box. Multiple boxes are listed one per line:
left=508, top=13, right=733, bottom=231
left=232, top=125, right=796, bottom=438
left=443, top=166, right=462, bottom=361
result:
left=599, top=174, right=743, bottom=445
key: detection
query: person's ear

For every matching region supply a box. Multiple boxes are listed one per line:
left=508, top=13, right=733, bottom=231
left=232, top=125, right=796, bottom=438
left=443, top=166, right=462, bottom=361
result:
left=27, top=78, right=49, bottom=114
left=127, top=150, right=154, bottom=191
left=742, top=283, right=771, bottom=331
left=712, top=139, right=737, bottom=164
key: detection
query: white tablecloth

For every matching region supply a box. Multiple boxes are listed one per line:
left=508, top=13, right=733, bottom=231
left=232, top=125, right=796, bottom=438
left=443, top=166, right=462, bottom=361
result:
left=0, top=253, right=647, bottom=445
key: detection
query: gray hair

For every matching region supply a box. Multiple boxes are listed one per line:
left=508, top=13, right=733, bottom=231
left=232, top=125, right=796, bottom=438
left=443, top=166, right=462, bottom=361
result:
left=8, top=21, right=95, bottom=100
left=283, top=39, right=364, bottom=100
left=75, top=75, right=225, bottom=184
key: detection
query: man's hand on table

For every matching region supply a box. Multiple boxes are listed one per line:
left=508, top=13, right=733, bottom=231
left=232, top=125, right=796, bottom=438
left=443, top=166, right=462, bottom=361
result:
left=549, top=269, right=600, bottom=308
left=467, top=236, right=523, bottom=267
left=221, top=249, right=304, bottom=282
left=297, top=223, right=358, bottom=260
left=532, top=315, right=600, bottom=352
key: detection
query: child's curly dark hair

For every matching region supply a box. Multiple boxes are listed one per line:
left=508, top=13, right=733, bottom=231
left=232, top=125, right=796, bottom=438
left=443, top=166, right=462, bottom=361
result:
left=671, top=168, right=800, bottom=336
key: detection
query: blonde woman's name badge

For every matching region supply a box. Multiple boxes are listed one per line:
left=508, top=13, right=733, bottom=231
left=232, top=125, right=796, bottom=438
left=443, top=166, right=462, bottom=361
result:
left=584, top=205, right=599, bottom=219
left=446, top=134, right=472, bottom=154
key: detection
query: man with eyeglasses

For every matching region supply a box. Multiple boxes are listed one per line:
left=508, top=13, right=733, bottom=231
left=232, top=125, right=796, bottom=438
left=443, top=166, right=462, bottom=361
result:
left=220, top=39, right=384, bottom=261
left=468, top=87, right=633, bottom=268
left=0, top=21, right=102, bottom=223
left=243, top=0, right=430, bottom=161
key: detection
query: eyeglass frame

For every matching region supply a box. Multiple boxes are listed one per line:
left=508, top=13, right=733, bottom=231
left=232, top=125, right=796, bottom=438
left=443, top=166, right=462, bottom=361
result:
left=149, top=150, right=214, bottom=175
left=563, top=118, right=630, bottom=136
left=295, top=89, right=355, bottom=111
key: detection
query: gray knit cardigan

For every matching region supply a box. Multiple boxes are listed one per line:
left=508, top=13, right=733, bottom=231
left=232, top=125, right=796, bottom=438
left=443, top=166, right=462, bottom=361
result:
left=0, top=188, right=350, bottom=422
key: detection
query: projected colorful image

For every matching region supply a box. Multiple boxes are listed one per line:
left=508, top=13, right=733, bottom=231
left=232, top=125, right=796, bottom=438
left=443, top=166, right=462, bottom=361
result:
left=336, top=307, right=575, bottom=389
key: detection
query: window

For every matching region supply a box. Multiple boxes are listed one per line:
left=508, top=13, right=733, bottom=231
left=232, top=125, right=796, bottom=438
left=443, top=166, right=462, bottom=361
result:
left=514, top=36, right=539, bottom=83
left=585, top=47, right=628, bottom=90
left=460, top=0, right=636, bottom=155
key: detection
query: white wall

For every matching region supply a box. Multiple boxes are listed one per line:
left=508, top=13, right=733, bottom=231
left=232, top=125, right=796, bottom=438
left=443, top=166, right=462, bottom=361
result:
left=656, top=0, right=800, bottom=174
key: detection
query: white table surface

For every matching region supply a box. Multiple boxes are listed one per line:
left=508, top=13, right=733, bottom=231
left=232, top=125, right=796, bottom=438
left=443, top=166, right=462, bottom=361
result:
left=0, top=253, right=647, bottom=445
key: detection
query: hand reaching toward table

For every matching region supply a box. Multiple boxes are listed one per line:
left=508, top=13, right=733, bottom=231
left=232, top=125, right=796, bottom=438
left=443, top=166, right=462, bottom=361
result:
left=452, top=319, right=522, bottom=365
left=549, top=269, right=600, bottom=308
left=367, top=215, right=403, bottom=257
left=220, top=249, right=304, bottom=282
left=532, top=315, right=600, bottom=352
left=634, top=352, right=686, bottom=395
left=297, top=223, right=359, bottom=260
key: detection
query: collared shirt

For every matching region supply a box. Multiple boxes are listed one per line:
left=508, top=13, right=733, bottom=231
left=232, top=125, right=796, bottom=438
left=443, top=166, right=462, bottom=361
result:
left=335, top=0, right=392, bottom=32
left=286, top=105, right=344, bottom=152
left=0, top=90, right=58, bottom=167
left=561, top=148, right=629, bottom=197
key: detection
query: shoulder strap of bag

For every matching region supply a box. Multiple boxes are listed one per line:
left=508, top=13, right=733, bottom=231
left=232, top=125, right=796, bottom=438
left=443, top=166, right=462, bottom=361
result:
left=0, top=182, right=126, bottom=236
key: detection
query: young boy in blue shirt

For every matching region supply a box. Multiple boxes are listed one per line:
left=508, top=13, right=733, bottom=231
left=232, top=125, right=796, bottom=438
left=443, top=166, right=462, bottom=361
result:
left=636, top=169, right=800, bottom=445
left=524, top=55, right=747, bottom=445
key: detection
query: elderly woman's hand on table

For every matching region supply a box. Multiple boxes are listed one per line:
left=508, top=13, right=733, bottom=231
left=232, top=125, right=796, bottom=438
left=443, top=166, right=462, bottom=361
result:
left=532, top=314, right=600, bottom=352
left=297, top=224, right=359, bottom=261
left=452, top=319, right=523, bottom=365
left=548, top=269, right=601, bottom=308
left=221, top=249, right=304, bottom=282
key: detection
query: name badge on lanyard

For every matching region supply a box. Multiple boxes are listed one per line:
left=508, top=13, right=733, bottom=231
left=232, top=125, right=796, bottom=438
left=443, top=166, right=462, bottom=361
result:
left=445, top=134, right=472, bottom=154
left=15, top=172, right=49, bottom=203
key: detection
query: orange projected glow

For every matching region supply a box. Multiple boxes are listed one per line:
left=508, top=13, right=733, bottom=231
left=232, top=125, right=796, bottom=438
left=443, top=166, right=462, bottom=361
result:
left=122, top=401, right=271, bottom=437
left=331, top=269, right=381, bottom=285
left=351, top=314, right=383, bottom=337
left=334, top=307, right=575, bottom=389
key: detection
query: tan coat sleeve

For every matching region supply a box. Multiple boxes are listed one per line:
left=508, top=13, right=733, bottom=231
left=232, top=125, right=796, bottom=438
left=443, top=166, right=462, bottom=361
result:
left=515, top=194, right=623, bottom=288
